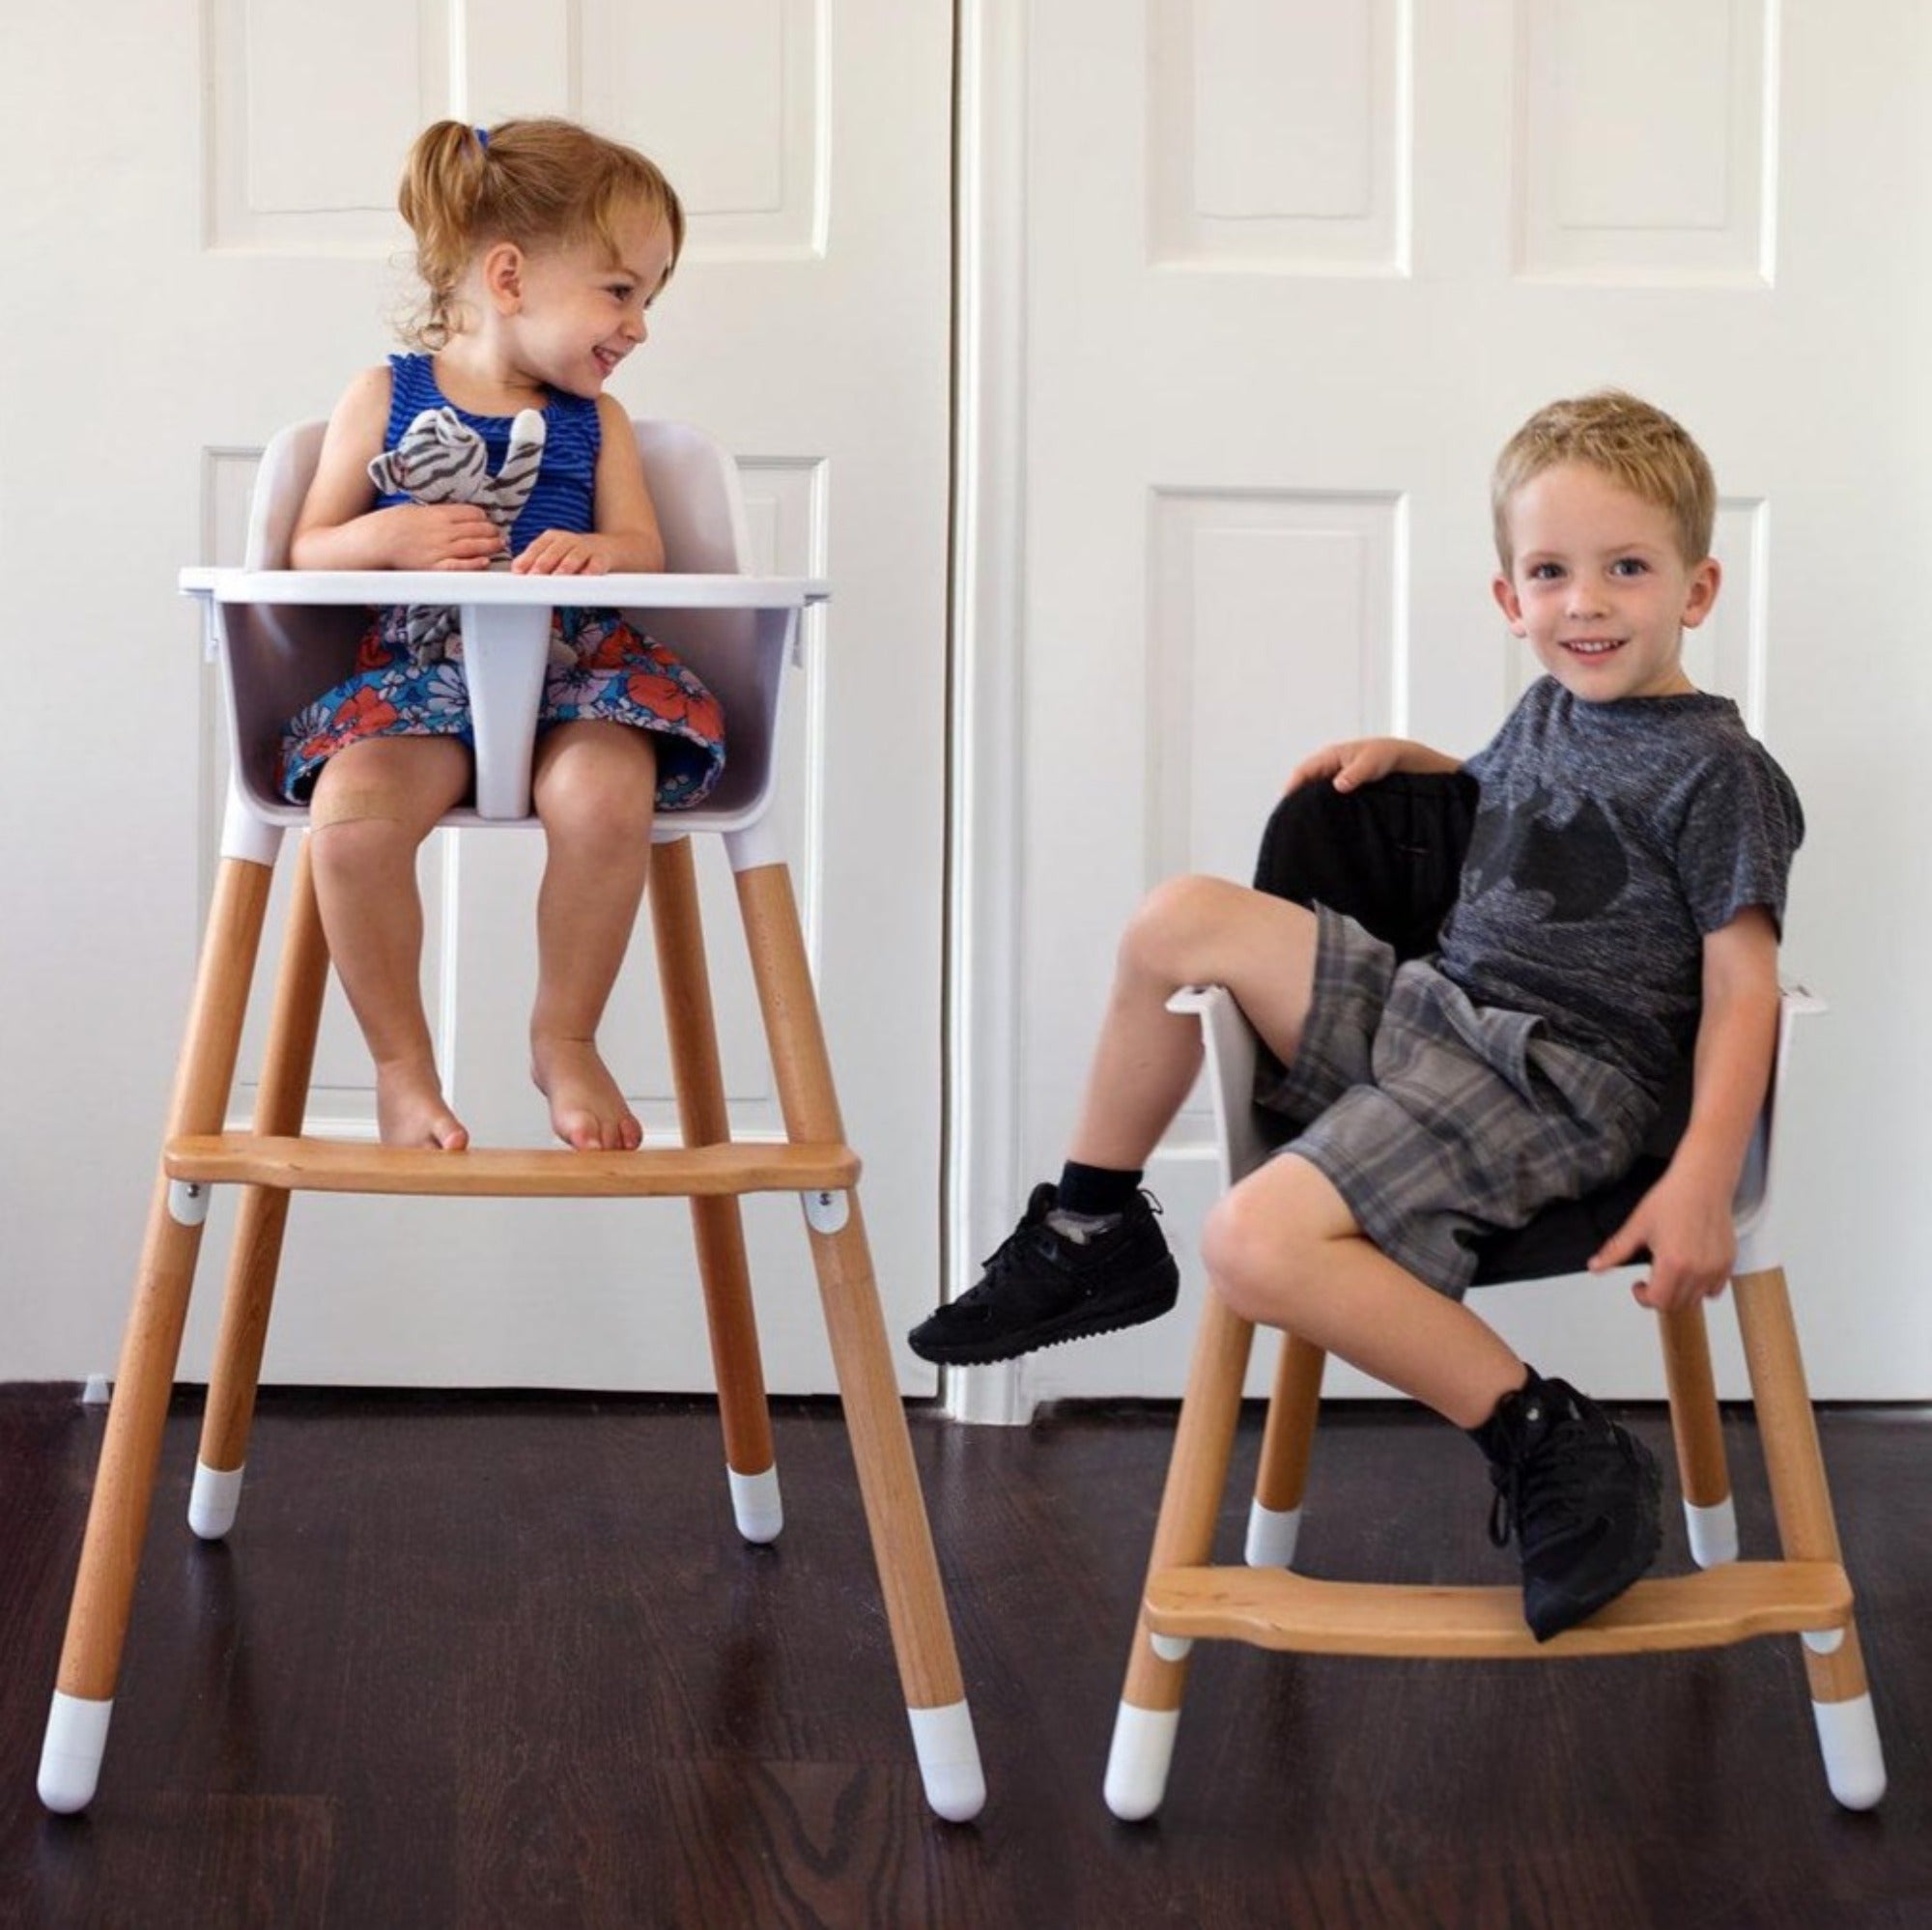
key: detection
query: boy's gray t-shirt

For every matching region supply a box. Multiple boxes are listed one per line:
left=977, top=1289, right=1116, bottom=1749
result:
left=1435, top=678, right=1804, bottom=1101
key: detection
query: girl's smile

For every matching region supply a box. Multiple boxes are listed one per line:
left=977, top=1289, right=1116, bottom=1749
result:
left=466, top=209, right=676, bottom=404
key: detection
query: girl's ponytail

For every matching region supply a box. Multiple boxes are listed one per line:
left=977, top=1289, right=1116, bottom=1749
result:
left=397, top=120, right=491, bottom=350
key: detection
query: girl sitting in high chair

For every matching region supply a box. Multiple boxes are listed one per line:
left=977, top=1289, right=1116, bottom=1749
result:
left=279, top=118, right=724, bottom=1153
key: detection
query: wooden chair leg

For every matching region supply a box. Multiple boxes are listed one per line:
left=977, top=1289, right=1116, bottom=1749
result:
left=40, top=856, right=276, bottom=1813
left=733, top=859, right=983, bottom=1821
left=1734, top=1265, right=1887, bottom=1809
left=650, top=834, right=781, bottom=1543
left=1247, top=1332, right=1325, bottom=1568
left=1105, top=1284, right=1257, bottom=1820
left=192, top=838, right=330, bottom=1543
left=1658, top=1302, right=1738, bottom=1567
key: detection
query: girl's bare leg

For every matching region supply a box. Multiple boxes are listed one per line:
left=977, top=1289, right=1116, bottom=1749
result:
left=1205, top=1152, right=1525, bottom=1427
left=308, top=736, right=473, bottom=1149
left=529, top=721, right=658, bottom=1150
left=1066, top=876, right=1323, bottom=1169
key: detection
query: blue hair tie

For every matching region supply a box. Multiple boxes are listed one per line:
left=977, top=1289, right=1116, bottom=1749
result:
left=474, top=126, right=490, bottom=151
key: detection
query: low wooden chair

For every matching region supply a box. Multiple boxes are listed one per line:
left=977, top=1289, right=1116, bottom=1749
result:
left=37, top=418, right=984, bottom=1823
left=1103, top=776, right=1886, bottom=1821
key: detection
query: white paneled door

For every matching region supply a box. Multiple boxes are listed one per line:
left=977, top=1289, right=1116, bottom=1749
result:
left=989, top=0, right=1932, bottom=1404
left=0, top=3, right=952, bottom=1392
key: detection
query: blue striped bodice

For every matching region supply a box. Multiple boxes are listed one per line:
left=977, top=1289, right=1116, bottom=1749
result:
left=379, top=354, right=600, bottom=553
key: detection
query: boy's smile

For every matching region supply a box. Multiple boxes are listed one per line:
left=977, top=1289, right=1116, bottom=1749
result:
left=1494, top=462, right=1719, bottom=703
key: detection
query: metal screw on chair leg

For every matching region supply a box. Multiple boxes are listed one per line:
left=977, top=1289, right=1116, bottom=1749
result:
left=167, top=1181, right=210, bottom=1227
left=803, top=1189, right=849, bottom=1234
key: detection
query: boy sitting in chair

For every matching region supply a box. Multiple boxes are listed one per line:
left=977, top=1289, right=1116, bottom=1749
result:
left=911, top=391, right=1803, bottom=1639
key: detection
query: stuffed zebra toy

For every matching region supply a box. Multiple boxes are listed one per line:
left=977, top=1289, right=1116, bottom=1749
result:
left=367, top=405, right=547, bottom=663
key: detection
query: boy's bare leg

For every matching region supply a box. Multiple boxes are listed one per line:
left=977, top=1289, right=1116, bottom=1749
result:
left=529, top=721, right=657, bottom=1151
left=1207, top=1150, right=1662, bottom=1639
left=308, top=736, right=474, bottom=1149
left=911, top=876, right=1315, bottom=1363
left=1066, top=876, right=1322, bottom=1169
left=1205, top=1152, right=1525, bottom=1426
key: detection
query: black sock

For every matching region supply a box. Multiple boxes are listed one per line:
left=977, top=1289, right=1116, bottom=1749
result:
left=1466, top=1365, right=1540, bottom=1462
left=1056, top=1161, right=1142, bottom=1217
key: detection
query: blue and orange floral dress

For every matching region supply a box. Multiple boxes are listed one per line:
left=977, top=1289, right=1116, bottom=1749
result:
left=277, top=355, right=725, bottom=809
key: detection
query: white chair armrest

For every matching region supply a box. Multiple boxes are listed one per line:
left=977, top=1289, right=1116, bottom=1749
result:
left=1732, top=984, right=1825, bottom=1265
left=1167, top=985, right=1275, bottom=1191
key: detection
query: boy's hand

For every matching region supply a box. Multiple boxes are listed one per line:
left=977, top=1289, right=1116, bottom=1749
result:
left=1286, top=737, right=1460, bottom=794
left=1588, top=1164, right=1737, bottom=1311
left=1288, top=738, right=1407, bottom=794
left=1597, top=912, right=1779, bottom=1314
left=377, top=502, right=504, bottom=571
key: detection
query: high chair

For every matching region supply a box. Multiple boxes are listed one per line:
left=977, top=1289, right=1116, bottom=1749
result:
left=1102, top=778, right=1886, bottom=1822
left=37, top=418, right=984, bottom=1822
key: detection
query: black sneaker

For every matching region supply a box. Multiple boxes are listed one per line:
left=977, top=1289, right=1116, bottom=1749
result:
left=1482, top=1376, right=1663, bottom=1641
left=906, top=1182, right=1179, bottom=1366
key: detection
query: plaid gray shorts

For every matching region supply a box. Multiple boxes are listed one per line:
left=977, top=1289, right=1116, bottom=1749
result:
left=1255, top=906, right=1657, bottom=1298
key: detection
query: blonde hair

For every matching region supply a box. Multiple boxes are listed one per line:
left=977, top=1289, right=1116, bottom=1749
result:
left=398, top=118, right=686, bottom=350
left=1492, top=389, right=1716, bottom=572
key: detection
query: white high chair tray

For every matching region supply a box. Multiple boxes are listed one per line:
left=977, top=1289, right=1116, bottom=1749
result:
left=181, top=567, right=830, bottom=833
left=180, top=568, right=828, bottom=608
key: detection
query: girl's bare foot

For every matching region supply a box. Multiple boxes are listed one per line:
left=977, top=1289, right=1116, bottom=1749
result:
left=532, top=1035, right=642, bottom=1151
left=375, top=1058, right=470, bottom=1150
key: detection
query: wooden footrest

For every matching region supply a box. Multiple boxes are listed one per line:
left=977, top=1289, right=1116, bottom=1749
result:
left=1145, top=1560, right=1852, bottom=1660
left=165, top=1133, right=860, bottom=1200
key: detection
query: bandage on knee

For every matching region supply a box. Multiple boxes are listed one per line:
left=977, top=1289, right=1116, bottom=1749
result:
left=307, top=785, right=414, bottom=831
left=307, top=740, right=470, bottom=832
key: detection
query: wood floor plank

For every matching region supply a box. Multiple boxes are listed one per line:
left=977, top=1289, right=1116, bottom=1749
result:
left=1, top=1388, right=1926, bottom=1929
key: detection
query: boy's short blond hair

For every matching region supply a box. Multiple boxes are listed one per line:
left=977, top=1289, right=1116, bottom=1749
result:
left=1492, top=390, right=1716, bottom=572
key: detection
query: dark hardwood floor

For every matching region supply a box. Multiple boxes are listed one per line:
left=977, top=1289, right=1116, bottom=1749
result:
left=1, top=1386, right=1925, bottom=1929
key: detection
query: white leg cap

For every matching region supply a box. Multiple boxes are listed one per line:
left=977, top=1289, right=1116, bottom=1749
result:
left=1683, top=1497, right=1738, bottom=1568
left=39, top=1692, right=113, bottom=1814
left=726, top=1464, right=783, bottom=1545
left=908, top=1700, right=985, bottom=1822
left=188, top=1461, right=246, bottom=1541
left=1245, top=1499, right=1303, bottom=1569
left=1104, top=1702, right=1180, bottom=1821
left=1813, top=1692, right=1887, bottom=1810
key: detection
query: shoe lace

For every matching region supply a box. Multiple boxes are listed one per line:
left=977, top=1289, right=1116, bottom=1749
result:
left=955, top=1187, right=1166, bottom=1307
left=1488, top=1427, right=1630, bottom=1549
left=954, top=1214, right=1055, bottom=1307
